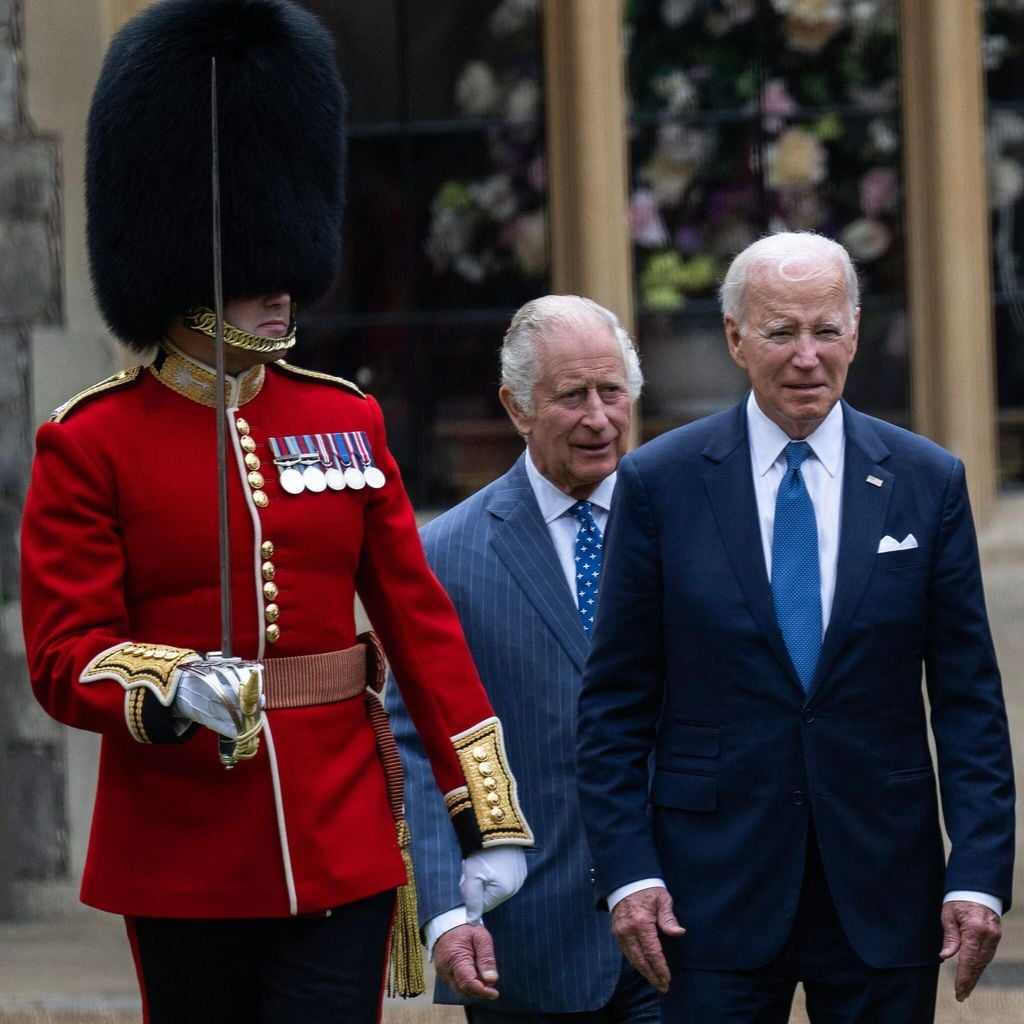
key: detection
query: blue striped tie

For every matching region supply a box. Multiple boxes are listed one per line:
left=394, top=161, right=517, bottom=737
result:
left=771, top=442, right=821, bottom=691
left=571, top=500, right=603, bottom=638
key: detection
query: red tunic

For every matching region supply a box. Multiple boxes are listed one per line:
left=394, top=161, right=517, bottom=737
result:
left=20, top=345, right=528, bottom=918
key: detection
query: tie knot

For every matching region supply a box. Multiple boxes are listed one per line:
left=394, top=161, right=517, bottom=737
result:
left=784, top=441, right=812, bottom=472
left=571, top=500, right=596, bottom=527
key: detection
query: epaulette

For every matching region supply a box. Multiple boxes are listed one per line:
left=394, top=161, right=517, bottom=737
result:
left=272, top=360, right=365, bottom=399
left=50, top=366, right=143, bottom=423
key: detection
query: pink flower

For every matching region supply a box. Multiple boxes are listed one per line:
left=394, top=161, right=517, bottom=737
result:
left=629, top=189, right=670, bottom=248
left=859, top=167, right=898, bottom=218
left=759, top=79, right=797, bottom=134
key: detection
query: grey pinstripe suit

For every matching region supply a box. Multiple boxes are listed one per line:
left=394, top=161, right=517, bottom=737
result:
left=386, top=454, right=639, bottom=1015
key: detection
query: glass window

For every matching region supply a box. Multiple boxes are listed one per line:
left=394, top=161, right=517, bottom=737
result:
left=983, top=0, right=1024, bottom=487
left=625, top=0, right=907, bottom=439
left=296, top=0, right=548, bottom=508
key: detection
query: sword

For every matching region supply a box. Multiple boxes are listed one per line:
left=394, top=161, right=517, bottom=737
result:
left=209, top=56, right=261, bottom=769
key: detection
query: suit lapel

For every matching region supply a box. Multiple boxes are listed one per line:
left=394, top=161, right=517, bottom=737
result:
left=809, top=402, right=893, bottom=696
left=702, top=402, right=799, bottom=686
left=487, top=457, right=590, bottom=672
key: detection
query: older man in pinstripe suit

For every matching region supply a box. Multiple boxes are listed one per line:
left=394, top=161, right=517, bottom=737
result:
left=387, top=295, right=657, bottom=1023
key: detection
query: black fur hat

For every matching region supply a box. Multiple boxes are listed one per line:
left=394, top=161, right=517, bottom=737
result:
left=86, top=0, right=346, bottom=351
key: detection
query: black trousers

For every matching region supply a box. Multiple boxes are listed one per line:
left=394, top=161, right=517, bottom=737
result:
left=464, top=959, right=659, bottom=1024
left=126, top=889, right=396, bottom=1024
left=661, top=833, right=939, bottom=1023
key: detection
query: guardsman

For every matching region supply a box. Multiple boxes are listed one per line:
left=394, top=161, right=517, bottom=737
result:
left=19, top=2, right=531, bottom=1022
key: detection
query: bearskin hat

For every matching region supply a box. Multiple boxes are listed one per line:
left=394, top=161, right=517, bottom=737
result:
left=86, top=0, right=346, bottom=351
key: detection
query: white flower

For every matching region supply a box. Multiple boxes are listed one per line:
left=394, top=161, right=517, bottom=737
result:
left=638, top=125, right=713, bottom=206
left=840, top=217, right=892, bottom=261
left=661, top=0, right=699, bottom=28
left=629, top=189, right=670, bottom=248
left=508, top=209, right=547, bottom=275
left=505, top=78, right=540, bottom=125
left=771, top=0, right=843, bottom=18
left=489, top=0, right=539, bottom=38
left=990, top=157, right=1024, bottom=209
left=454, top=253, right=487, bottom=283
left=471, top=174, right=518, bottom=222
left=766, top=127, right=827, bottom=189
left=653, top=70, right=697, bottom=115
left=455, top=61, right=501, bottom=117
left=868, top=118, right=898, bottom=154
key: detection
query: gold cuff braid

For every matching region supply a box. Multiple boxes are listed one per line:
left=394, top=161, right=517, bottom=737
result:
left=450, top=718, right=533, bottom=846
left=81, top=642, right=197, bottom=704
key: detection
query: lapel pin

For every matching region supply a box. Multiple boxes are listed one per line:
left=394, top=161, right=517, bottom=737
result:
left=866, top=475, right=883, bottom=488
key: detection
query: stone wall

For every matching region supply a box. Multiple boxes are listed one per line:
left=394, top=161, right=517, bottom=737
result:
left=0, top=0, right=66, bottom=919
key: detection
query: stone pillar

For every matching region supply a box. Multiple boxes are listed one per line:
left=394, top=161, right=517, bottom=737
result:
left=0, top=0, right=66, bottom=919
left=901, top=1, right=997, bottom=520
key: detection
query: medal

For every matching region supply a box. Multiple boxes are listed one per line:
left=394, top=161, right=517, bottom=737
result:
left=268, top=437, right=305, bottom=495
left=322, top=433, right=347, bottom=490
left=353, top=430, right=386, bottom=489
left=295, top=436, right=326, bottom=492
left=334, top=433, right=365, bottom=489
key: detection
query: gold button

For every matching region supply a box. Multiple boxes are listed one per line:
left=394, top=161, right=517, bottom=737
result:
left=235, top=418, right=250, bottom=436
left=472, top=746, right=488, bottom=761
left=261, top=540, right=275, bottom=559
left=247, top=471, right=265, bottom=490
left=240, top=435, right=257, bottom=453
left=264, top=603, right=280, bottom=623
left=263, top=581, right=279, bottom=601
left=245, top=453, right=261, bottom=471
left=478, top=762, right=493, bottom=777
left=483, top=777, right=497, bottom=791
left=261, top=561, right=275, bottom=581
left=266, top=624, right=281, bottom=644
left=253, top=490, right=269, bottom=508
left=486, top=792, right=501, bottom=806
left=488, top=807, right=506, bottom=822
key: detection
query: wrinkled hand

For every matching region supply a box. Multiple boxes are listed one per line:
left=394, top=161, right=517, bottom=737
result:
left=434, top=924, right=500, bottom=1000
left=173, top=658, right=263, bottom=740
left=939, top=900, right=1002, bottom=1001
left=460, top=846, right=527, bottom=924
left=611, top=886, right=685, bottom=993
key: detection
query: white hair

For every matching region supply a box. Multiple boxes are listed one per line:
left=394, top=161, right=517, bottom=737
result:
left=499, top=294, right=643, bottom=415
left=719, top=231, right=860, bottom=324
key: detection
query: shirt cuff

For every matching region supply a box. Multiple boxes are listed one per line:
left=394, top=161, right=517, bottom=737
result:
left=607, top=878, right=667, bottom=911
left=944, top=891, right=1003, bottom=917
left=424, top=906, right=469, bottom=959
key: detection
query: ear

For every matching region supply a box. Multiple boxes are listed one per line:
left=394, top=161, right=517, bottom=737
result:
left=849, top=307, right=860, bottom=362
left=724, top=315, right=747, bottom=369
left=499, top=384, right=532, bottom=437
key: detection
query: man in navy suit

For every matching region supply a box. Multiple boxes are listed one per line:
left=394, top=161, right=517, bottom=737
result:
left=576, top=232, right=1016, bottom=1022
left=388, top=295, right=658, bottom=1022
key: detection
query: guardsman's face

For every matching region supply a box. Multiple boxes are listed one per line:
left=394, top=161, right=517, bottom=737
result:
left=224, top=292, right=292, bottom=338
left=501, top=323, right=632, bottom=500
left=725, top=259, right=858, bottom=440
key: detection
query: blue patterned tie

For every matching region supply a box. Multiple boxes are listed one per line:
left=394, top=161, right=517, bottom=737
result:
left=771, top=442, right=821, bottom=691
left=571, top=500, right=603, bottom=638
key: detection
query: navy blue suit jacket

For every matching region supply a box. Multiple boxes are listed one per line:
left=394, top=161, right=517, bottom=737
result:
left=387, top=455, right=625, bottom=1012
left=576, top=398, right=1015, bottom=971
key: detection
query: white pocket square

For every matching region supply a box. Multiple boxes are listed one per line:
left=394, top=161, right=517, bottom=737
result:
left=877, top=533, right=918, bottom=554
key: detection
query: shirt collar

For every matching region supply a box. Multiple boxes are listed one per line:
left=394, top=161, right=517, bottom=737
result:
left=523, top=449, right=617, bottom=524
left=746, top=391, right=844, bottom=479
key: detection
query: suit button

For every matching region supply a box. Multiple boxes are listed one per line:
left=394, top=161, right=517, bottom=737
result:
left=792, top=790, right=805, bottom=805
left=803, top=713, right=814, bottom=724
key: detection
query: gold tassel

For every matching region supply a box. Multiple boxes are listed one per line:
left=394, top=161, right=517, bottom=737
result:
left=388, top=819, right=425, bottom=998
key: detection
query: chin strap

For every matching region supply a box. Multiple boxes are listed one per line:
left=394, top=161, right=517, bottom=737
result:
left=184, top=305, right=298, bottom=353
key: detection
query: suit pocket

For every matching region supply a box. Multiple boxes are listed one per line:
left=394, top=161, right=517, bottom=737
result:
left=669, top=721, right=720, bottom=758
left=874, top=548, right=927, bottom=571
left=651, top=769, right=717, bottom=812
left=886, top=765, right=934, bottom=784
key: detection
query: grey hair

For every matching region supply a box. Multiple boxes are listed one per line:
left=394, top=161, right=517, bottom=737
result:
left=719, top=231, right=860, bottom=324
left=499, top=294, right=643, bottom=415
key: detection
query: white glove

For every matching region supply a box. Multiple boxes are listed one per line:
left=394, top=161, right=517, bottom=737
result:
left=460, top=846, right=527, bottom=925
left=173, top=658, right=263, bottom=739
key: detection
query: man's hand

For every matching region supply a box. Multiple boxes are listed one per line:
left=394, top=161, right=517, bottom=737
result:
left=434, top=924, right=500, bottom=1000
left=611, top=886, right=685, bottom=993
left=173, top=658, right=263, bottom=739
left=939, top=900, right=1002, bottom=1001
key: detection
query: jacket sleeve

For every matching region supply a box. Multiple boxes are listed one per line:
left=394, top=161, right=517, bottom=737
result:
left=20, top=420, right=198, bottom=745
left=356, top=396, right=532, bottom=854
left=576, top=454, right=667, bottom=903
left=923, top=458, right=1016, bottom=909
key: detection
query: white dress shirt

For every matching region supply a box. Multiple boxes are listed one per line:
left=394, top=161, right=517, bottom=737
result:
left=607, top=395, right=1001, bottom=917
